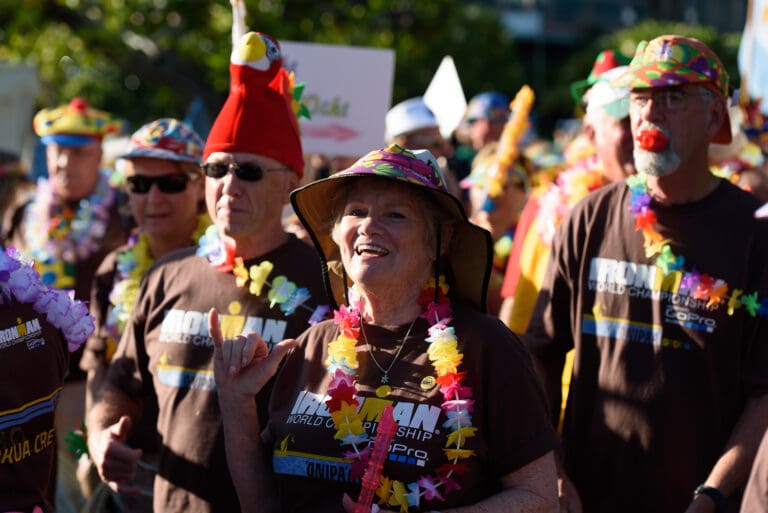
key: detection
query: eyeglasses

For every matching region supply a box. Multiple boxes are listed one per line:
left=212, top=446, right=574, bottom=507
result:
left=125, top=172, right=199, bottom=194
left=629, top=89, right=710, bottom=112
left=202, top=161, right=290, bottom=182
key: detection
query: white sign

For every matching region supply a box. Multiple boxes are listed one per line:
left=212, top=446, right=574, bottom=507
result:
left=738, top=0, right=768, bottom=114
left=0, top=62, right=39, bottom=155
left=424, top=56, right=467, bottom=139
left=280, top=41, right=395, bottom=158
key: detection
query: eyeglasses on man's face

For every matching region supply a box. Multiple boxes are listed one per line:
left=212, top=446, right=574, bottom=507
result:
left=202, top=161, right=291, bottom=182
left=126, top=171, right=199, bottom=194
left=629, top=88, right=710, bottom=112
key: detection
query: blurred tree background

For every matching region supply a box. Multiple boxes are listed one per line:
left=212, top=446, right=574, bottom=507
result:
left=0, top=0, right=743, bottom=139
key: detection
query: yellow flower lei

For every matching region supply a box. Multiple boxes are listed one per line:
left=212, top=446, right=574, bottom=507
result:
left=104, top=214, right=210, bottom=360
left=325, top=279, right=476, bottom=511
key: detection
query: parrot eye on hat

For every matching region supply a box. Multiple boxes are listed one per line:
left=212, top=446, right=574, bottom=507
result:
left=33, top=97, right=122, bottom=145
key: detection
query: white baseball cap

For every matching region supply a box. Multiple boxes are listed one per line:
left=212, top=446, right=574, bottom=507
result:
left=385, top=97, right=439, bottom=142
left=585, top=66, right=630, bottom=120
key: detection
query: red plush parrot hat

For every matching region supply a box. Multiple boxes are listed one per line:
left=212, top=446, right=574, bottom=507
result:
left=203, top=31, right=305, bottom=178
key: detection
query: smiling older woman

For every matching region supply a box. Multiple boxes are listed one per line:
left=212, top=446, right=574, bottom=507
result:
left=210, top=144, right=559, bottom=513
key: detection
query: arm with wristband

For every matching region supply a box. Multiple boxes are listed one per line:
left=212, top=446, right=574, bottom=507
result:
left=685, top=393, right=768, bottom=513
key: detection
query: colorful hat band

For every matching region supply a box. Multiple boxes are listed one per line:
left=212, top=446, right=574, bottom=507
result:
left=40, top=134, right=99, bottom=147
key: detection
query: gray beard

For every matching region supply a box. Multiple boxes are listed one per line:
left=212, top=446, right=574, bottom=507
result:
left=633, top=146, right=680, bottom=177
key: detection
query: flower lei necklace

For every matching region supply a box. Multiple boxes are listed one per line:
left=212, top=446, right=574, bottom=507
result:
left=196, top=225, right=329, bottom=323
left=325, top=278, right=476, bottom=511
left=536, top=154, right=608, bottom=245
left=23, top=170, right=116, bottom=289
left=104, top=214, right=211, bottom=354
left=0, top=246, right=94, bottom=351
left=710, top=140, right=765, bottom=187
left=627, top=173, right=767, bottom=318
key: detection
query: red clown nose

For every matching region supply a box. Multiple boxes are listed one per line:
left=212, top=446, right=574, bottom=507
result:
left=636, top=129, right=669, bottom=151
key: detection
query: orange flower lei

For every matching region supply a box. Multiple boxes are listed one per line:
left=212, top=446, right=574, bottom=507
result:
left=325, top=278, right=476, bottom=511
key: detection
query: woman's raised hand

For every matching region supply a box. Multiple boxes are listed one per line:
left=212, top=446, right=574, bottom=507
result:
left=209, top=308, right=296, bottom=404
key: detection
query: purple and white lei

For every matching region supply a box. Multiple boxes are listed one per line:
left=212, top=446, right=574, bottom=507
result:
left=0, top=247, right=94, bottom=351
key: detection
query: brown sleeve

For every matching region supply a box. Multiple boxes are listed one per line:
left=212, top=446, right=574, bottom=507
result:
left=468, top=314, right=559, bottom=477
left=105, top=263, right=156, bottom=401
left=523, top=211, right=579, bottom=425
left=80, top=249, right=120, bottom=372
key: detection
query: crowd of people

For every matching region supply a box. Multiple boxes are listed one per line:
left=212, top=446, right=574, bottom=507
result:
left=2, top=10, right=768, bottom=513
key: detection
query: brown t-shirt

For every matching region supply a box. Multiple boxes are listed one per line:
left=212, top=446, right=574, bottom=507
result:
left=0, top=300, right=68, bottom=512
left=81, top=243, right=160, bottom=454
left=525, top=180, right=768, bottom=513
left=266, top=306, right=558, bottom=512
left=3, top=187, right=129, bottom=380
left=81, top=244, right=127, bottom=371
left=106, top=235, right=326, bottom=513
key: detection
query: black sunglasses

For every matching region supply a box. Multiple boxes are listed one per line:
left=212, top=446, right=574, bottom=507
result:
left=125, top=172, right=198, bottom=194
left=202, top=161, right=290, bottom=182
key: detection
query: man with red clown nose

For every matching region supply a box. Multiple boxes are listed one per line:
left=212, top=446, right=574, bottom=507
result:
left=86, top=28, right=326, bottom=512
left=525, top=35, right=768, bottom=513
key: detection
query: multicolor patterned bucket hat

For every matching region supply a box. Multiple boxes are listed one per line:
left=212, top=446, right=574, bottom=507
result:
left=613, top=35, right=732, bottom=143
left=34, top=97, right=122, bottom=146
left=290, top=144, right=492, bottom=312
left=119, top=118, right=204, bottom=164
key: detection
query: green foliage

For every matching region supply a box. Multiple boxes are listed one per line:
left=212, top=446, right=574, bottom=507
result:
left=543, top=20, right=742, bottom=132
left=0, top=2, right=744, bottom=139
left=0, top=0, right=524, bottom=133
left=602, top=20, right=741, bottom=89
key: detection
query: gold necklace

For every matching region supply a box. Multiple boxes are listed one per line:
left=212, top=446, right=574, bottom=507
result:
left=359, top=315, right=417, bottom=398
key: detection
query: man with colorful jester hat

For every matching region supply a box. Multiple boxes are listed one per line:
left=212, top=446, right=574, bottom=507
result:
left=525, top=35, right=768, bottom=513
left=86, top=27, right=326, bottom=513
left=212, top=144, right=559, bottom=512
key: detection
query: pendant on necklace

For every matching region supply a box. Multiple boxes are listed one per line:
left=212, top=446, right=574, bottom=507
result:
left=375, top=384, right=392, bottom=398
left=420, top=375, right=437, bottom=391
left=376, top=373, right=392, bottom=398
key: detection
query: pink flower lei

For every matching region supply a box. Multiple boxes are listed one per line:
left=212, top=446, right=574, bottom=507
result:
left=325, top=278, right=476, bottom=511
left=626, top=174, right=768, bottom=318
left=536, top=155, right=607, bottom=245
left=0, top=246, right=95, bottom=351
